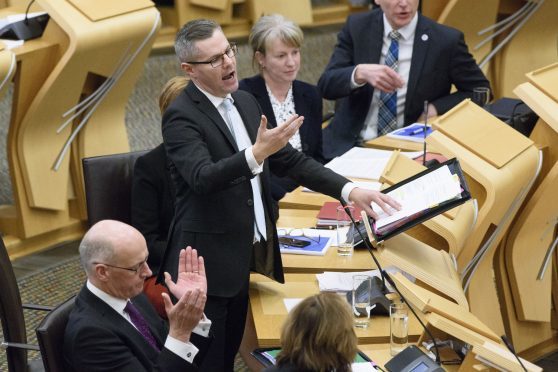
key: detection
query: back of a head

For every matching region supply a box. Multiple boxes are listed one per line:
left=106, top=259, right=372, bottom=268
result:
left=277, top=292, right=358, bottom=371
left=159, top=76, right=190, bottom=114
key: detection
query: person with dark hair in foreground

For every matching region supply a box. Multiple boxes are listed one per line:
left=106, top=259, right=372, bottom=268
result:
left=64, top=220, right=211, bottom=371
left=265, top=293, right=358, bottom=372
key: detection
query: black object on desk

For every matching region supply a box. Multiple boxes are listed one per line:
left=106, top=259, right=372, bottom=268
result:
left=385, top=345, right=444, bottom=372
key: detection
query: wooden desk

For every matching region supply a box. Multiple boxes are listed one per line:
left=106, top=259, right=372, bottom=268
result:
left=277, top=208, right=376, bottom=273
left=249, top=273, right=422, bottom=347
left=365, top=135, right=424, bottom=152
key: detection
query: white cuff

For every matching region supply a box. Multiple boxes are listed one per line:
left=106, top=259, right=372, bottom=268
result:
left=192, top=313, right=211, bottom=337
left=341, top=182, right=357, bottom=203
left=350, top=66, right=366, bottom=90
left=245, top=146, right=263, bottom=175
left=165, top=336, right=199, bottom=363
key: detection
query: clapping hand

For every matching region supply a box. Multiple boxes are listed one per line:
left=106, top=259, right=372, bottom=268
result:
left=164, top=246, right=207, bottom=300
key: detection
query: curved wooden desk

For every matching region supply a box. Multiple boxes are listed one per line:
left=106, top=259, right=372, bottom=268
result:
left=248, top=273, right=423, bottom=347
left=0, top=0, right=159, bottom=257
left=0, top=46, right=15, bottom=98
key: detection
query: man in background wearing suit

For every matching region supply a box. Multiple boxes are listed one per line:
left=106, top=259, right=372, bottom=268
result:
left=318, top=0, right=490, bottom=159
left=160, top=19, right=400, bottom=371
left=64, top=220, right=211, bottom=371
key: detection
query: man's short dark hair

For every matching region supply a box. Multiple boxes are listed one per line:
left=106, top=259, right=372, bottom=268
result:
left=175, top=19, right=221, bottom=63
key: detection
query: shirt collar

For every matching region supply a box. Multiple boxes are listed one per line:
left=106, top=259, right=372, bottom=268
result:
left=382, top=12, right=418, bottom=41
left=193, top=82, right=234, bottom=109
left=87, top=280, right=128, bottom=315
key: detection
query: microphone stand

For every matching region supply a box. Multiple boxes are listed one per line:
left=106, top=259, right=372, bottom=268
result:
left=422, top=100, right=428, bottom=166
left=339, top=198, right=441, bottom=365
left=501, top=335, right=528, bottom=372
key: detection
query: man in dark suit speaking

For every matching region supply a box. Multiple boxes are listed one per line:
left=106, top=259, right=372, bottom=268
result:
left=160, top=19, right=400, bottom=371
left=64, top=220, right=211, bottom=371
left=318, top=0, right=490, bottom=159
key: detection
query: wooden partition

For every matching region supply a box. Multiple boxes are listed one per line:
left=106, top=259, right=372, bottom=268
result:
left=489, top=64, right=558, bottom=356
left=0, top=46, right=15, bottom=98
left=428, top=100, right=540, bottom=336
left=391, top=273, right=542, bottom=372
left=0, top=0, right=159, bottom=257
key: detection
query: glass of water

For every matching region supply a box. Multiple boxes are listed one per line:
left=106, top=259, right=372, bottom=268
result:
left=352, top=275, right=372, bottom=328
left=472, top=87, right=490, bottom=108
left=390, top=302, right=409, bottom=355
left=336, top=205, right=355, bottom=256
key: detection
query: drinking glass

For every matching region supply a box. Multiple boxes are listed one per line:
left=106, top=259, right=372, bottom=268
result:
left=352, top=275, right=372, bottom=328
left=336, top=205, right=355, bottom=256
left=472, top=87, right=490, bottom=108
left=390, top=302, right=409, bottom=355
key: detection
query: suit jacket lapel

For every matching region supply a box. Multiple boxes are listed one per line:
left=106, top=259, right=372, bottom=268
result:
left=186, top=82, right=239, bottom=151
left=81, top=287, right=163, bottom=353
left=406, top=15, right=431, bottom=115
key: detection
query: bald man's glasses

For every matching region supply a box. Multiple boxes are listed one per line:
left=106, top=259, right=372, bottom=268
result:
left=187, top=43, right=237, bottom=68
left=95, top=257, right=148, bottom=274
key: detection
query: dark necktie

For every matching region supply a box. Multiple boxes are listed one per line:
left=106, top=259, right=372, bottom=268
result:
left=377, top=30, right=402, bottom=136
left=125, top=300, right=160, bottom=351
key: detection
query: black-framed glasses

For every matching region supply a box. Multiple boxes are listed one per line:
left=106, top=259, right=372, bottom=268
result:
left=277, top=228, right=321, bottom=248
left=186, top=43, right=238, bottom=68
left=94, top=257, right=149, bottom=274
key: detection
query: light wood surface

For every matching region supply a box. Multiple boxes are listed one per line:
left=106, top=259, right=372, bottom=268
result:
left=365, top=135, right=424, bottom=152
left=0, top=1, right=158, bottom=256
left=428, top=99, right=541, bottom=336
left=526, top=62, right=558, bottom=104
left=493, top=0, right=558, bottom=98
left=0, top=48, right=15, bottom=98
left=248, top=273, right=423, bottom=347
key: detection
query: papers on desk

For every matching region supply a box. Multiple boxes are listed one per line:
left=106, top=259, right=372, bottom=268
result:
left=386, top=123, right=433, bottom=142
left=324, top=147, right=423, bottom=180
left=316, top=267, right=411, bottom=293
left=371, top=164, right=462, bottom=235
left=283, top=298, right=303, bottom=312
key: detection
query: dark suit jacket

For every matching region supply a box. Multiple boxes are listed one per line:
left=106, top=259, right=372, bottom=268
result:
left=131, top=143, right=175, bottom=275
left=318, top=8, right=490, bottom=159
left=239, top=75, right=325, bottom=201
left=64, top=286, right=210, bottom=372
left=160, top=82, right=348, bottom=298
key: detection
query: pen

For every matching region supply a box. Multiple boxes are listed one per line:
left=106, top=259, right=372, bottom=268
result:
left=410, top=128, right=424, bottom=135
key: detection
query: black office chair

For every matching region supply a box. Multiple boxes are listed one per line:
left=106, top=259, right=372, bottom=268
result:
left=82, top=150, right=148, bottom=226
left=35, top=296, right=75, bottom=372
left=0, top=235, right=50, bottom=372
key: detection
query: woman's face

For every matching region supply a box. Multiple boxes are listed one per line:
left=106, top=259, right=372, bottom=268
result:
left=258, top=37, right=300, bottom=85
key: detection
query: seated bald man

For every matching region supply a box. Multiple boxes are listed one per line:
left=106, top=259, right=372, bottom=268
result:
left=64, top=220, right=211, bottom=371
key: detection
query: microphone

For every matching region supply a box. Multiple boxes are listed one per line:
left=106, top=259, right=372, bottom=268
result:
left=501, top=335, right=528, bottom=372
left=422, top=100, right=428, bottom=166
left=340, top=197, right=442, bottom=365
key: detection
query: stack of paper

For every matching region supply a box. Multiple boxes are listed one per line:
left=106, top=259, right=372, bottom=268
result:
left=315, top=267, right=409, bottom=292
left=324, top=147, right=422, bottom=180
left=372, top=165, right=462, bottom=235
left=278, top=228, right=336, bottom=256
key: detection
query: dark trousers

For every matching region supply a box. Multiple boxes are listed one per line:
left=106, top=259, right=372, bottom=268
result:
left=199, top=279, right=249, bottom=371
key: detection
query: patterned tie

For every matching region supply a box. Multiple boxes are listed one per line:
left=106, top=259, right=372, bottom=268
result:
left=221, top=98, right=267, bottom=241
left=377, top=30, right=402, bottom=136
left=125, top=300, right=160, bottom=351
